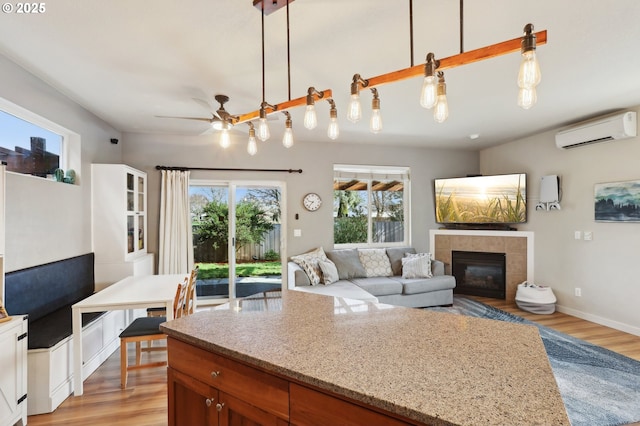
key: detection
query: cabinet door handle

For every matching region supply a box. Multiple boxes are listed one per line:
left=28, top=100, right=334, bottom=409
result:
left=205, top=398, right=214, bottom=407
left=210, top=371, right=221, bottom=378
left=216, top=402, right=225, bottom=412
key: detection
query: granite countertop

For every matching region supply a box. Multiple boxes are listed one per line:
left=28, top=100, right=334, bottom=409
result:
left=161, top=290, right=569, bottom=426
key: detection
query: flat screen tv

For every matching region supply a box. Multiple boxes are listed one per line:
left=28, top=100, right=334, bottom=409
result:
left=434, top=173, right=527, bottom=228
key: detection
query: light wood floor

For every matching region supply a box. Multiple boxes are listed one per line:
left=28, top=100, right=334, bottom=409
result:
left=27, top=300, right=640, bottom=426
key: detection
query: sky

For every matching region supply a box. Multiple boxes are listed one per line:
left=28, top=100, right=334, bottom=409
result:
left=0, top=110, right=62, bottom=154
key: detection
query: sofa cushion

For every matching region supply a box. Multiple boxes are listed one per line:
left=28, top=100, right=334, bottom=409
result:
left=386, top=247, right=416, bottom=276
left=358, top=249, right=392, bottom=277
left=350, top=277, right=403, bottom=296
left=326, top=249, right=366, bottom=279
left=401, top=253, right=432, bottom=279
left=318, top=260, right=339, bottom=285
left=293, top=280, right=379, bottom=303
left=291, top=247, right=328, bottom=285
left=393, top=275, right=456, bottom=295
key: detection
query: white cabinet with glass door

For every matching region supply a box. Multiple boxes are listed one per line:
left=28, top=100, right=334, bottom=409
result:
left=92, top=164, right=154, bottom=289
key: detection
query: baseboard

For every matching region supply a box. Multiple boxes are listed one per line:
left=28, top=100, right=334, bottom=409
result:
left=556, top=304, right=640, bottom=337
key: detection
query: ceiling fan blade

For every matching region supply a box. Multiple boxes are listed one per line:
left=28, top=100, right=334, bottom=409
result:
left=155, top=115, right=213, bottom=123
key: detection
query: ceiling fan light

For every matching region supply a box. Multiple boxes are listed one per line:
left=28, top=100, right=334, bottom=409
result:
left=219, top=129, right=231, bottom=148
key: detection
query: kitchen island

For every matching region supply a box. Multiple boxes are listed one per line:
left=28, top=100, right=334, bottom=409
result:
left=161, top=290, right=569, bottom=425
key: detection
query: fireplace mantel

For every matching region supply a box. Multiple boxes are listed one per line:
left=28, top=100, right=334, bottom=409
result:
left=429, top=229, right=534, bottom=300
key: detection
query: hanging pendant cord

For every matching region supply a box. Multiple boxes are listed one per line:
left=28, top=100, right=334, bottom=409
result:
left=409, top=0, right=414, bottom=67
left=459, top=0, right=464, bottom=54
left=286, top=0, right=291, bottom=100
left=261, top=1, right=266, bottom=103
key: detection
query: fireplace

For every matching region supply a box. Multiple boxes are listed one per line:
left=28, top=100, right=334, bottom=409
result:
left=451, top=251, right=506, bottom=299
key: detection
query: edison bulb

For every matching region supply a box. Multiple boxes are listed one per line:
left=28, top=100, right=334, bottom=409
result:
left=370, top=109, right=382, bottom=133
left=219, top=129, right=231, bottom=148
left=247, top=135, right=257, bottom=155
left=420, top=75, right=437, bottom=109
left=433, top=95, right=449, bottom=123
left=327, top=116, right=339, bottom=140
left=518, top=50, right=541, bottom=89
left=257, top=118, right=270, bottom=141
left=303, top=105, right=317, bottom=129
left=282, top=127, right=294, bottom=148
left=347, top=93, right=362, bottom=123
left=518, top=86, right=537, bottom=109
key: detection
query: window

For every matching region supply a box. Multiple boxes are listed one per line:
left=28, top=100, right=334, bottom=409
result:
left=0, top=109, right=63, bottom=178
left=333, top=164, right=410, bottom=247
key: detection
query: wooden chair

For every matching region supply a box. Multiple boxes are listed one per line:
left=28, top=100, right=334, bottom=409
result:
left=147, top=266, right=198, bottom=317
left=119, top=277, right=188, bottom=389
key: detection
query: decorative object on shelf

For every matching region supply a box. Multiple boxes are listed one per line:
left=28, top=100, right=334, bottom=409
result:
left=303, top=193, right=322, bottom=211
left=594, top=179, right=640, bottom=222
left=65, top=169, right=76, bottom=184
left=348, top=1, right=547, bottom=128
left=54, top=168, right=64, bottom=182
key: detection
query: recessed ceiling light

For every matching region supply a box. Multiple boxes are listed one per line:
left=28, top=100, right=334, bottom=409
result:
left=469, top=134, right=480, bottom=140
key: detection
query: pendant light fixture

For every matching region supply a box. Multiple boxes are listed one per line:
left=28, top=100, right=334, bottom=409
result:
left=517, top=23, right=541, bottom=109
left=433, top=72, right=449, bottom=123
left=247, top=122, right=258, bottom=155
left=282, top=111, right=294, bottom=148
left=327, top=99, right=339, bottom=139
left=346, top=0, right=547, bottom=131
left=370, top=88, right=382, bottom=133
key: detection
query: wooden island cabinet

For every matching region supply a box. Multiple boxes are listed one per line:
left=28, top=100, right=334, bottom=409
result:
left=167, top=337, right=411, bottom=426
left=162, top=290, right=569, bottom=426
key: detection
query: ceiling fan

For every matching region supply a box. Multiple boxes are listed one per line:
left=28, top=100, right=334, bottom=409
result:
left=156, top=94, right=239, bottom=131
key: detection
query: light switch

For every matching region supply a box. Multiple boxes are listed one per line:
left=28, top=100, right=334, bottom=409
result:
left=574, top=231, right=581, bottom=240
left=584, top=231, right=593, bottom=241
left=294, top=229, right=302, bottom=237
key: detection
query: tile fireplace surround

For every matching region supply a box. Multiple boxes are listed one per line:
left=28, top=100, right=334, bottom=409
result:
left=429, top=229, right=534, bottom=301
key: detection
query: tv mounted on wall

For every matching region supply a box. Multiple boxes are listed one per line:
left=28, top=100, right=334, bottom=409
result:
left=434, top=173, right=527, bottom=229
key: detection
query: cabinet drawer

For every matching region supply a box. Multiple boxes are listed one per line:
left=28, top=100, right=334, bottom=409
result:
left=168, top=337, right=289, bottom=420
left=290, top=383, right=413, bottom=426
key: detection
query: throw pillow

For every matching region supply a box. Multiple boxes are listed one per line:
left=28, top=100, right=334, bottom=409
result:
left=358, top=248, right=393, bottom=277
left=401, top=252, right=433, bottom=278
left=326, top=249, right=367, bottom=279
left=386, top=247, right=416, bottom=276
left=290, top=247, right=328, bottom=285
left=318, top=260, right=339, bottom=285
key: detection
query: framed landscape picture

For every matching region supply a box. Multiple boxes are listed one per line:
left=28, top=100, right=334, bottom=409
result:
left=594, top=179, right=640, bottom=222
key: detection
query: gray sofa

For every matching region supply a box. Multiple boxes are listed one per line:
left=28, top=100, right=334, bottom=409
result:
left=287, top=247, right=456, bottom=308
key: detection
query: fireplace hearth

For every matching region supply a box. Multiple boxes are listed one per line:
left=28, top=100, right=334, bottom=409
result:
left=452, top=250, right=506, bottom=299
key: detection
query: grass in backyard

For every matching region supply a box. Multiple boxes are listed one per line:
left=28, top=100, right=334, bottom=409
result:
left=197, top=261, right=281, bottom=279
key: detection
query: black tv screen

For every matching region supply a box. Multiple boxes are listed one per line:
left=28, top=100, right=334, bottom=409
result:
left=434, top=173, right=527, bottom=225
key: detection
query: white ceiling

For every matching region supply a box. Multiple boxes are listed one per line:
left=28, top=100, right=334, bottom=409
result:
left=1, top=0, right=640, bottom=150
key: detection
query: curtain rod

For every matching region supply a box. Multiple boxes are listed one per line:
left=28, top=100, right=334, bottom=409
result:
left=155, top=165, right=303, bottom=173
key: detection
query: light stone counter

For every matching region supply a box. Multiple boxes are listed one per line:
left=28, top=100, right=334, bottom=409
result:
left=161, top=290, right=569, bottom=425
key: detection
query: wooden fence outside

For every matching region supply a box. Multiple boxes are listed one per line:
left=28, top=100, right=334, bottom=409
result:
left=194, top=222, right=404, bottom=263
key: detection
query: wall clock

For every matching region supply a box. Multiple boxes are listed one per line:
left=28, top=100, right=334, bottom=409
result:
left=303, top=193, right=322, bottom=211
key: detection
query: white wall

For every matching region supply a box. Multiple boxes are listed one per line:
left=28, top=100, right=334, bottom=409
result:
left=121, top=132, right=478, bottom=262
left=0, top=55, right=122, bottom=271
left=480, top=106, right=640, bottom=335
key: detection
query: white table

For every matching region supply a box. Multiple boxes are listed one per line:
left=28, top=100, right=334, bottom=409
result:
left=72, top=274, right=187, bottom=396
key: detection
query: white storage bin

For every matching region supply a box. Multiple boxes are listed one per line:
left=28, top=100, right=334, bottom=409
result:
left=515, top=282, right=556, bottom=314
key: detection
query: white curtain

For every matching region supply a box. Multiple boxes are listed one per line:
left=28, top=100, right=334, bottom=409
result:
left=158, top=170, right=194, bottom=274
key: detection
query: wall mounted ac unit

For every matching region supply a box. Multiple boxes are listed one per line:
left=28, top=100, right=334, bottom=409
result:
left=555, top=111, right=637, bottom=149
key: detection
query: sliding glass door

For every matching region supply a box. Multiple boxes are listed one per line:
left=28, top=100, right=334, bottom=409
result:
left=190, top=181, right=283, bottom=302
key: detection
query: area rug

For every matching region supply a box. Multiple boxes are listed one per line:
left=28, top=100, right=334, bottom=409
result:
left=426, top=297, right=640, bottom=426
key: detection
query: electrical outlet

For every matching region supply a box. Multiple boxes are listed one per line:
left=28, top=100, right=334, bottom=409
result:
left=584, top=231, right=593, bottom=241
left=575, top=287, right=582, bottom=297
